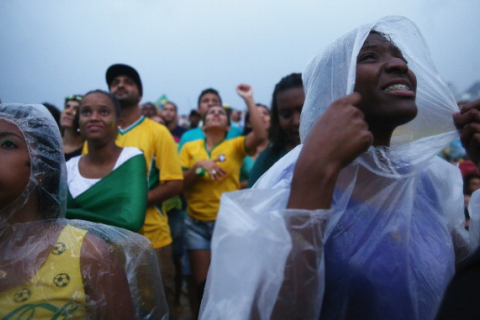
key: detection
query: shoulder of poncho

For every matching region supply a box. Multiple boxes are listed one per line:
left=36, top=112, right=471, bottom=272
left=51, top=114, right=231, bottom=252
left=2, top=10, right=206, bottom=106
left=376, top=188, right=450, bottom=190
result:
left=426, top=156, right=460, bottom=175
left=253, top=145, right=302, bottom=189
left=421, top=156, right=462, bottom=193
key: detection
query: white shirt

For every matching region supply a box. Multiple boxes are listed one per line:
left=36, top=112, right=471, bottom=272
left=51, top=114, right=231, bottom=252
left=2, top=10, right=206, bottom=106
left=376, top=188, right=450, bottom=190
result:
left=66, top=147, right=142, bottom=198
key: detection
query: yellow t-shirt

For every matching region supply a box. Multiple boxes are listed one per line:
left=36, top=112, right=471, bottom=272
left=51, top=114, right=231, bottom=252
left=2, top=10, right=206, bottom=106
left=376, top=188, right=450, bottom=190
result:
left=0, top=225, right=87, bottom=319
left=180, top=136, right=251, bottom=221
left=116, top=117, right=183, bottom=248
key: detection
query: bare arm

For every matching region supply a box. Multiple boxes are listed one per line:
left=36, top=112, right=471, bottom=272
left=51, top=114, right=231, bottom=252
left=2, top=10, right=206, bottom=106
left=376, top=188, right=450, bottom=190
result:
left=265, top=93, right=373, bottom=318
left=182, top=165, right=201, bottom=190
left=237, top=84, right=268, bottom=153
left=81, top=233, right=135, bottom=319
left=183, top=158, right=227, bottom=189
left=287, top=93, right=373, bottom=210
left=147, top=180, right=183, bottom=207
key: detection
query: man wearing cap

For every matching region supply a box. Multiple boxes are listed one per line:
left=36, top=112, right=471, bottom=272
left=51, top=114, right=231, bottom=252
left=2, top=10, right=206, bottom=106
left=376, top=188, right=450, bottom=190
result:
left=188, top=109, right=201, bottom=129
left=106, top=63, right=183, bottom=317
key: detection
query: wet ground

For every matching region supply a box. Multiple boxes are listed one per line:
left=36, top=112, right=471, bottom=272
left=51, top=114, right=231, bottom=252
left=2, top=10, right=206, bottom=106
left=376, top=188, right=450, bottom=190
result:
left=174, top=287, right=194, bottom=320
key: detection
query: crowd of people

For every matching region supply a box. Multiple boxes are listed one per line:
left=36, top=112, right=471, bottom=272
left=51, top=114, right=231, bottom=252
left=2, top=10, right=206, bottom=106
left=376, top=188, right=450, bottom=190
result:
left=1, top=15, right=480, bottom=320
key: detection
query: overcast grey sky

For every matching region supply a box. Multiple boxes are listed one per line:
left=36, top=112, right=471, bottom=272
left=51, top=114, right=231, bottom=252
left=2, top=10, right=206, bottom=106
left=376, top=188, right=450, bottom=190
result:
left=1, top=0, right=479, bottom=115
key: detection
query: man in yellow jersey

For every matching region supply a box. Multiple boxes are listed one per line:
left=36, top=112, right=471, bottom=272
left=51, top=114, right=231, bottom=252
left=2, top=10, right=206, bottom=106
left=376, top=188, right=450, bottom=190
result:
left=106, top=64, right=183, bottom=318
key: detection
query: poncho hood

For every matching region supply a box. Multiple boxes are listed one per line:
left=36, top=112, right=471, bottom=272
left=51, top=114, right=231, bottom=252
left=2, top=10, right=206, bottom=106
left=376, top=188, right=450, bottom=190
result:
left=0, top=103, right=66, bottom=224
left=300, top=15, right=459, bottom=177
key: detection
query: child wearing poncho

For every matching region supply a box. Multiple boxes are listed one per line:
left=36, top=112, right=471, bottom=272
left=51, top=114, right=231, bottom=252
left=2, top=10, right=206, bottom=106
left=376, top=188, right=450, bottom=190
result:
left=0, top=103, right=167, bottom=319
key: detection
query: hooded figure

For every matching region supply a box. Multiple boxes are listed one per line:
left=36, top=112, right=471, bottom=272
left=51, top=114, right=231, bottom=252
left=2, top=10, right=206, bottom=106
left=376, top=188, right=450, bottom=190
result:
left=0, top=104, right=168, bottom=319
left=200, top=16, right=477, bottom=320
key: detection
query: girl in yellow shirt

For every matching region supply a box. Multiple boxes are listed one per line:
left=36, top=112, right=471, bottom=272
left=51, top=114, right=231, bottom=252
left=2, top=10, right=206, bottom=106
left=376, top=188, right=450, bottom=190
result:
left=0, top=103, right=166, bottom=319
left=180, top=84, right=267, bottom=316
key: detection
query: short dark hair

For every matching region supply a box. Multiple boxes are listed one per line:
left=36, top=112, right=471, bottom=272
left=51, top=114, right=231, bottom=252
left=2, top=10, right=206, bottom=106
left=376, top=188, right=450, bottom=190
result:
left=189, top=109, right=201, bottom=118
left=197, top=88, right=222, bottom=109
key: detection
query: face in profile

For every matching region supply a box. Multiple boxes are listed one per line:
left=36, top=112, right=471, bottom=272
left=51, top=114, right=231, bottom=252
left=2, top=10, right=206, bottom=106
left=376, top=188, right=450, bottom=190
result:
left=60, top=100, right=81, bottom=128
left=79, top=93, right=118, bottom=142
left=0, top=119, right=31, bottom=211
left=257, top=105, right=271, bottom=130
left=469, top=177, right=480, bottom=194
left=276, top=87, right=304, bottom=147
left=354, top=32, right=418, bottom=134
left=246, top=105, right=271, bottom=131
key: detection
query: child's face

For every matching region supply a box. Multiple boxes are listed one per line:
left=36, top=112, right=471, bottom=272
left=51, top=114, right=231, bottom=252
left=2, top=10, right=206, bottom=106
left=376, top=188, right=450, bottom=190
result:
left=0, top=119, right=31, bottom=210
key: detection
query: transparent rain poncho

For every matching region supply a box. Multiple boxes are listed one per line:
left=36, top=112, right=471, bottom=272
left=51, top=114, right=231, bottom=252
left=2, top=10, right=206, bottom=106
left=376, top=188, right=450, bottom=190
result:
left=200, top=16, right=478, bottom=320
left=0, top=104, right=168, bottom=319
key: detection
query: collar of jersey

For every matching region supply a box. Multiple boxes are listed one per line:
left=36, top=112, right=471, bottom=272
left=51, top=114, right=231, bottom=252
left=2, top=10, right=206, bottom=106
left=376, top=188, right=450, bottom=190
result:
left=204, top=138, right=225, bottom=158
left=118, top=116, right=145, bottom=135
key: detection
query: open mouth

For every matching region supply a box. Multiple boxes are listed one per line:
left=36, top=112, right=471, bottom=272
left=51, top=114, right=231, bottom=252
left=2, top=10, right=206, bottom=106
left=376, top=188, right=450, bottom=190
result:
left=87, top=125, right=103, bottom=130
left=384, top=84, right=411, bottom=93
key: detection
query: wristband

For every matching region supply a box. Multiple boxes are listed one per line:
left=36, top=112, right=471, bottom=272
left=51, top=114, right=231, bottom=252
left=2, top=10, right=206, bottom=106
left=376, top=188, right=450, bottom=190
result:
left=195, top=167, right=206, bottom=176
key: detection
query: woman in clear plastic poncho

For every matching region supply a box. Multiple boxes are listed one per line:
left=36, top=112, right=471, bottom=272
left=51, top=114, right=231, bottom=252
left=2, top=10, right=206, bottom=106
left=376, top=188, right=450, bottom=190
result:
left=200, top=16, right=478, bottom=320
left=0, top=104, right=168, bottom=319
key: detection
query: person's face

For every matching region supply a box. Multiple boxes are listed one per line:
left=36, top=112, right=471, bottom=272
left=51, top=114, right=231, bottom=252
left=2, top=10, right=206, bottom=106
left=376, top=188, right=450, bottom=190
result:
left=0, top=119, right=31, bottom=210
left=79, top=93, right=117, bottom=142
left=109, top=75, right=141, bottom=106
left=189, top=114, right=201, bottom=127
left=198, top=93, right=221, bottom=116
left=276, top=87, right=304, bottom=147
left=141, top=104, right=157, bottom=118
left=203, top=106, right=229, bottom=131
left=469, top=178, right=480, bottom=194
left=247, top=106, right=271, bottom=130
left=231, top=110, right=241, bottom=122
left=257, top=106, right=271, bottom=130
left=163, top=103, right=177, bottom=123
left=354, top=33, right=418, bottom=136
left=60, top=100, right=80, bottom=128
